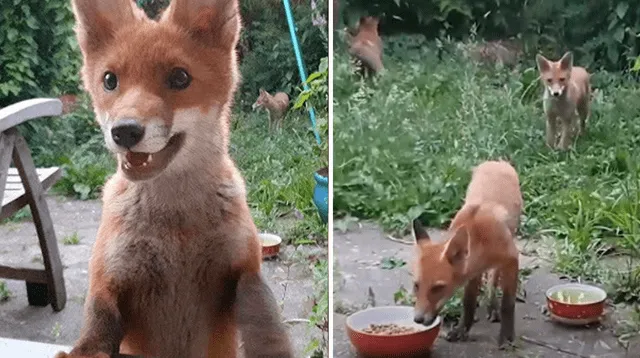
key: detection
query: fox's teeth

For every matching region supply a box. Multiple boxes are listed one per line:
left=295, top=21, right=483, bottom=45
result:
left=142, top=162, right=148, bottom=167
left=148, top=154, right=153, bottom=163
left=124, top=163, right=131, bottom=170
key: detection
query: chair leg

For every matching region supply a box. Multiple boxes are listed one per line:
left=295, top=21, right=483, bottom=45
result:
left=11, top=131, right=66, bottom=311
left=26, top=281, right=49, bottom=306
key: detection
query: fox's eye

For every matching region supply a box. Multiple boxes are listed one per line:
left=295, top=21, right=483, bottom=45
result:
left=546, top=78, right=552, bottom=84
left=559, top=78, right=566, bottom=82
left=168, top=68, right=191, bottom=90
left=413, top=282, right=419, bottom=293
left=103, top=72, right=118, bottom=92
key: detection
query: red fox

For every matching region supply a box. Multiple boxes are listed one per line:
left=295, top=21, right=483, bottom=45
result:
left=55, top=0, right=294, bottom=357
left=412, top=160, right=523, bottom=347
left=535, top=52, right=591, bottom=150
left=252, top=88, right=289, bottom=131
left=348, top=16, right=384, bottom=76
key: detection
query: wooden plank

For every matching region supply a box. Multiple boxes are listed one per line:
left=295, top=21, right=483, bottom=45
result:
left=0, top=98, right=62, bottom=133
left=0, top=265, right=48, bottom=283
left=5, top=183, right=25, bottom=190
left=6, top=167, right=58, bottom=183
left=1, top=167, right=62, bottom=215
left=8, top=167, right=59, bottom=178
left=0, top=131, right=16, bottom=207
left=12, top=133, right=66, bottom=311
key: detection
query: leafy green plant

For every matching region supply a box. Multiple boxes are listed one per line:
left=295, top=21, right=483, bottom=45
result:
left=237, top=0, right=328, bottom=109
left=293, top=57, right=329, bottom=113
left=306, top=258, right=328, bottom=357
left=0, top=281, right=11, bottom=302
left=607, top=259, right=640, bottom=304
left=1, top=207, right=32, bottom=224
left=339, top=0, right=640, bottom=72
left=0, top=0, right=80, bottom=107
left=63, top=232, right=81, bottom=245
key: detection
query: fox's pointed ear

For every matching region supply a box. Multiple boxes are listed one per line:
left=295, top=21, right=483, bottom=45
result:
left=559, top=52, right=573, bottom=71
left=412, top=219, right=431, bottom=243
left=444, top=226, right=470, bottom=267
left=161, top=0, right=240, bottom=51
left=259, top=88, right=266, bottom=95
left=535, top=54, right=550, bottom=73
left=71, top=0, right=135, bottom=54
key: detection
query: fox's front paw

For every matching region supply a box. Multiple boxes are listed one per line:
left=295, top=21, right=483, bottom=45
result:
left=53, top=351, right=110, bottom=358
left=497, top=330, right=515, bottom=348
left=445, top=327, right=469, bottom=342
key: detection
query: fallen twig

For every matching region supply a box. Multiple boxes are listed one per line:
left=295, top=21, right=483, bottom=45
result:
left=283, top=318, right=311, bottom=325
left=385, top=234, right=413, bottom=245
left=520, top=335, right=590, bottom=358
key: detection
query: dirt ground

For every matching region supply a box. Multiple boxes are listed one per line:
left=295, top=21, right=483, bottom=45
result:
left=0, top=195, right=321, bottom=357
left=333, top=221, right=638, bottom=358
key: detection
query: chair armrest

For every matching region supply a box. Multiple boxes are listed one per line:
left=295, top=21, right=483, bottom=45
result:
left=0, top=98, right=63, bottom=133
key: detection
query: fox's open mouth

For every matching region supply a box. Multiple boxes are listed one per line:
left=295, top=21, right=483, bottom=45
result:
left=119, top=133, right=185, bottom=181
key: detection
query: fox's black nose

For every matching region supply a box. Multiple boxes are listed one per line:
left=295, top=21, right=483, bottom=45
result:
left=551, top=91, right=560, bottom=97
left=414, top=314, right=424, bottom=324
left=111, top=119, right=145, bottom=149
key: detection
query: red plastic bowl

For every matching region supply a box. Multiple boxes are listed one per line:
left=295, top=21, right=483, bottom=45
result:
left=346, top=306, right=441, bottom=357
left=259, top=233, right=282, bottom=259
left=546, top=283, right=606, bottom=322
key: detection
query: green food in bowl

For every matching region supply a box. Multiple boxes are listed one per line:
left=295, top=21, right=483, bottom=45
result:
left=550, top=289, right=601, bottom=304
left=261, top=237, right=279, bottom=246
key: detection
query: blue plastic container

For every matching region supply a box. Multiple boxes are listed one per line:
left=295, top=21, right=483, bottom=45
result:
left=313, top=168, right=328, bottom=224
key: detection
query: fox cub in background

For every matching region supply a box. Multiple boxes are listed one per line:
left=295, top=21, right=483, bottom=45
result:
left=56, top=0, right=294, bottom=357
left=252, top=88, right=289, bottom=131
left=348, top=16, right=384, bottom=76
left=536, top=52, right=591, bottom=150
left=412, top=160, right=523, bottom=347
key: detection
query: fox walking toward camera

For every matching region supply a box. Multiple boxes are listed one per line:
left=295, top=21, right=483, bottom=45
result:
left=54, top=0, right=294, bottom=357
left=252, top=89, right=289, bottom=131
left=535, top=52, right=591, bottom=150
left=412, top=160, right=523, bottom=347
left=348, top=16, right=384, bottom=76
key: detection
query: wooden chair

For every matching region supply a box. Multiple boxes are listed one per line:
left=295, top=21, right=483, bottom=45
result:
left=0, top=98, right=66, bottom=311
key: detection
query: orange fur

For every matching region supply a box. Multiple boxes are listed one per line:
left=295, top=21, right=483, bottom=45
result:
left=252, top=88, right=289, bottom=131
left=55, top=0, right=293, bottom=357
left=348, top=16, right=384, bottom=75
left=412, top=160, right=523, bottom=347
left=536, top=52, right=591, bottom=150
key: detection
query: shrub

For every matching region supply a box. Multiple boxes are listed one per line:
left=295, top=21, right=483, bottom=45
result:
left=338, top=0, right=640, bottom=72
left=237, top=0, right=328, bottom=109
left=0, top=0, right=81, bottom=107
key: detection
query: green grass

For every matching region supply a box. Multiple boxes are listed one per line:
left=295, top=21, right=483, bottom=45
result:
left=62, top=232, right=81, bottom=245
left=230, top=109, right=328, bottom=245
left=0, top=281, right=11, bottom=302
left=334, top=34, right=640, bottom=297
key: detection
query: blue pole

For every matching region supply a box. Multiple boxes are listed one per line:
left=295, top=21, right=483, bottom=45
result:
left=282, top=0, right=322, bottom=146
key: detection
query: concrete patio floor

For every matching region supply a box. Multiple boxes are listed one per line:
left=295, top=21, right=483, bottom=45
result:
left=0, top=196, right=321, bottom=357
left=333, top=221, right=637, bottom=358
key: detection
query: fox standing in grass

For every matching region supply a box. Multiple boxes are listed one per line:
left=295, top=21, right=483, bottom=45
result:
left=252, top=88, right=289, bottom=132
left=412, top=160, right=523, bottom=347
left=536, top=52, right=591, bottom=150
left=55, top=0, right=294, bottom=357
left=348, top=16, right=384, bottom=76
